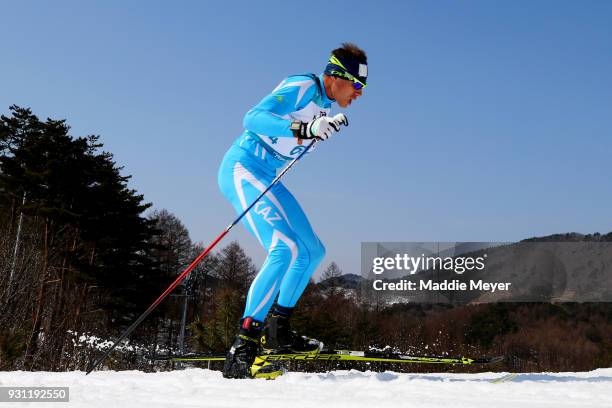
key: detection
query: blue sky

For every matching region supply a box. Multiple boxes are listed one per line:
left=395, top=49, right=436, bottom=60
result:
left=2, top=1, right=611, bottom=278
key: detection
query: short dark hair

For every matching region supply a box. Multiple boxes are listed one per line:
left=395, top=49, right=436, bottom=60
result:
left=331, top=42, right=367, bottom=63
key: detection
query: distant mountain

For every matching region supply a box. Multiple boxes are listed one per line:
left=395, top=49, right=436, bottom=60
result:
left=522, top=232, right=612, bottom=242
left=318, top=273, right=364, bottom=290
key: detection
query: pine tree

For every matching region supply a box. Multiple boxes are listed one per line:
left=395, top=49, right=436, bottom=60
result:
left=321, top=261, right=343, bottom=295
left=191, top=242, right=256, bottom=352
left=214, top=241, right=256, bottom=292
left=0, top=106, right=158, bottom=370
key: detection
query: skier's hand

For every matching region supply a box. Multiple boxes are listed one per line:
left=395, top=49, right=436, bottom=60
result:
left=293, top=114, right=349, bottom=141
left=330, top=113, right=349, bottom=129
left=308, top=113, right=349, bottom=141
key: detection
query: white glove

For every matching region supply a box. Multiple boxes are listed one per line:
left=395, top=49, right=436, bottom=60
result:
left=301, top=113, right=349, bottom=141
left=331, top=113, right=349, bottom=128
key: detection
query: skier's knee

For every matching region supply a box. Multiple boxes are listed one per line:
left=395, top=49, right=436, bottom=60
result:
left=267, top=240, right=298, bottom=269
left=309, top=240, right=326, bottom=266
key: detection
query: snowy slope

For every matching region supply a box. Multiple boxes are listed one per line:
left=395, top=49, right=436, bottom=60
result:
left=1, top=368, right=611, bottom=408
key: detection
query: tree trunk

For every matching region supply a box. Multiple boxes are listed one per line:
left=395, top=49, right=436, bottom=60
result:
left=24, top=218, right=50, bottom=370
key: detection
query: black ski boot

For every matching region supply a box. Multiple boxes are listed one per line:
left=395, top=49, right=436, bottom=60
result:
left=222, top=317, right=262, bottom=379
left=261, top=305, right=323, bottom=354
left=223, top=317, right=285, bottom=379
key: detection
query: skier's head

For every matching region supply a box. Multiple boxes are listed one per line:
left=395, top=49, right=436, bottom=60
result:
left=323, top=43, right=368, bottom=108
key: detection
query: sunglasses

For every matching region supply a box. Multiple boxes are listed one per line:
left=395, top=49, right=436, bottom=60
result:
left=330, top=69, right=366, bottom=90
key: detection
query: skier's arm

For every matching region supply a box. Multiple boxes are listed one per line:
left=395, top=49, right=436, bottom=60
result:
left=243, top=80, right=315, bottom=137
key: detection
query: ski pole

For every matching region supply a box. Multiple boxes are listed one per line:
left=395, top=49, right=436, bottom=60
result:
left=86, top=140, right=316, bottom=375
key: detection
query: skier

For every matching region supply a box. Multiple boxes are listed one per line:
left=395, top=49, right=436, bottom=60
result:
left=217, top=43, right=367, bottom=378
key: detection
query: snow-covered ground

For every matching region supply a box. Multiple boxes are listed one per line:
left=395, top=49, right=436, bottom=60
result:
left=1, top=368, right=611, bottom=408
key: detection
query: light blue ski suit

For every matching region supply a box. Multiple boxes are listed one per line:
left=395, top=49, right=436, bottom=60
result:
left=218, top=73, right=333, bottom=322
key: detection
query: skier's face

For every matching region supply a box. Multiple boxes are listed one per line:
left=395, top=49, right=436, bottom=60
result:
left=331, top=77, right=363, bottom=108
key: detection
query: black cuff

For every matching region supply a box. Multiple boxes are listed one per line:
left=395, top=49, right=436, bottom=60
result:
left=290, top=120, right=309, bottom=139
left=272, top=304, right=294, bottom=318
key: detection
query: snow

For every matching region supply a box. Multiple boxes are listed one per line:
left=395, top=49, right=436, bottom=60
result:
left=67, top=330, right=158, bottom=353
left=1, top=368, right=611, bottom=408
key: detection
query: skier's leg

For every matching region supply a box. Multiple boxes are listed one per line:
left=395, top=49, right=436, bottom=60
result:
left=218, top=152, right=304, bottom=322
left=218, top=148, right=323, bottom=364
left=271, top=183, right=326, bottom=308
left=256, top=182, right=326, bottom=353
left=218, top=150, right=304, bottom=377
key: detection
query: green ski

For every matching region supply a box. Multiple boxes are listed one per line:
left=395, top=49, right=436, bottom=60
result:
left=150, top=350, right=504, bottom=366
